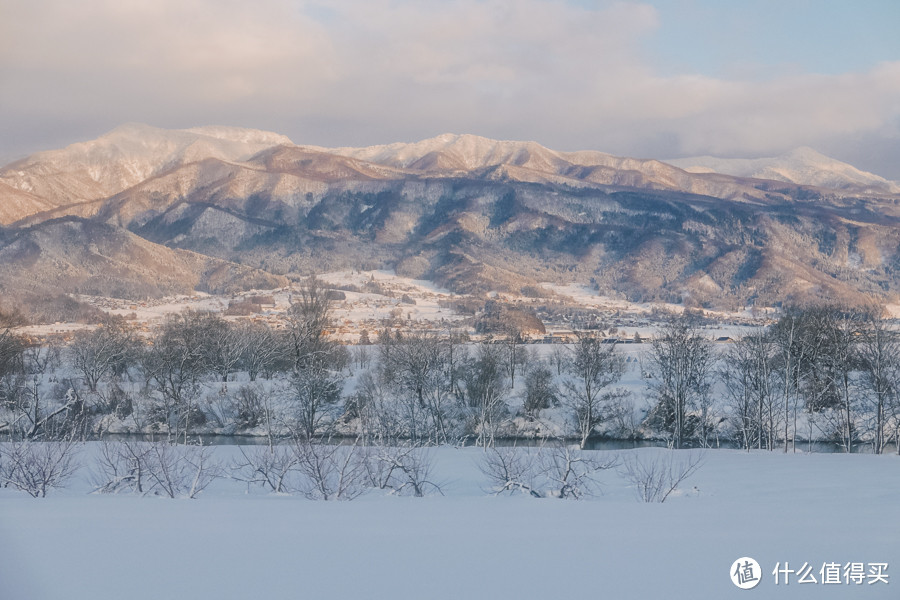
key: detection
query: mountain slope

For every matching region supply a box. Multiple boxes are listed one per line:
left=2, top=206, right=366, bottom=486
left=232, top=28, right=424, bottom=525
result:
left=0, top=123, right=292, bottom=225
left=0, top=181, right=56, bottom=224
left=3, top=125, right=900, bottom=308
left=0, top=217, right=287, bottom=299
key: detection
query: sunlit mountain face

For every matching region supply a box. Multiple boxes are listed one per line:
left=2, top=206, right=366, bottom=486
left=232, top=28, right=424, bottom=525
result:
left=3, top=124, right=900, bottom=309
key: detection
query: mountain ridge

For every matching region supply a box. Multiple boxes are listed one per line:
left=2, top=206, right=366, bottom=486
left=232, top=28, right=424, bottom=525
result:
left=666, top=147, right=900, bottom=195
left=6, top=126, right=898, bottom=229
left=2, top=124, right=900, bottom=310
left=0, top=123, right=293, bottom=224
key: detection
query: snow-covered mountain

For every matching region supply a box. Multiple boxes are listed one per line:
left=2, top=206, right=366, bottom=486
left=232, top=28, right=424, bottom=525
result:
left=4, top=124, right=900, bottom=310
left=328, top=132, right=685, bottom=179
left=6, top=127, right=896, bottom=228
left=325, top=133, right=579, bottom=171
left=322, top=133, right=790, bottom=201
left=0, top=123, right=292, bottom=222
left=0, top=218, right=287, bottom=299
left=666, top=147, right=900, bottom=194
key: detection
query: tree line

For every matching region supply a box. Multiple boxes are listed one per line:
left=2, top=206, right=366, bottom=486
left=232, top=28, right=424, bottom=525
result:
left=1, top=289, right=899, bottom=453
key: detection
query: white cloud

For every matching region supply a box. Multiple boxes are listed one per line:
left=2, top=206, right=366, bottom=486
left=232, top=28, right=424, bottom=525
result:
left=2, top=0, right=899, bottom=176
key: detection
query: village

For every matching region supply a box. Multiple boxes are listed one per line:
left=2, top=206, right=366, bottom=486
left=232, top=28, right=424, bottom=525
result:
left=16, top=270, right=760, bottom=347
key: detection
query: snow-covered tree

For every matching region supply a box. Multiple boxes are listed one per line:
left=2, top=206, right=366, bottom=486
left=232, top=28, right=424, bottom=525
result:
left=645, top=318, right=713, bottom=449
left=562, top=333, right=625, bottom=449
left=71, top=321, right=139, bottom=392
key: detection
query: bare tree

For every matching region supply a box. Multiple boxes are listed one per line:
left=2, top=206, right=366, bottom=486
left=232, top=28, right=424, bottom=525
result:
left=522, top=362, right=558, bottom=419
left=0, top=307, right=26, bottom=380
left=353, top=370, right=405, bottom=446
left=775, top=306, right=864, bottom=452
left=281, top=279, right=344, bottom=441
left=0, top=309, right=26, bottom=435
left=362, top=444, right=442, bottom=497
left=292, top=439, right=367, bottom=500
left=144, top=442, right=223, bottom=499
left=816, top=309, right=860, bottom=452
left=550, top=344, right=567, bottom=376
left=350, top=345, right=372, bottom=373
left=230, top=384, right=262, bottom=429
left=203, top=317, right=247, bottom=383
left=239, top=322, right=287, bottom=381
left=286, top=277, right=333, bottom=371
left=770, top=308, right=815, bottom=452
left=562, top=333, right=626, bottom=448
left=858, top=312, right=900, bottom=454
left=230, top=440, right=440, bottom=499
left=90, top=382, right=134, bottom=423
left=71, top=321, right=139, bottom=392
left=388, top=332, right=445, bottom=410
left=479, top=443, right=616, bottom=499
left=720, top=333, right=779, bottom=450
left=619, top=450, right=704, bottom=503
left=445, top=328, right=468, bottom=401
left=23, top=340, right=62, bottom=377
left=479, top=446, right=542, bottom=497
left=93, top=441, right=222, bottom=498
left=8, top=377, right=85, bottom=441
left=0, top=438, right=81, bottom=497
left=92, top=440, right=155, bottom=494
left=289, top=364, right=342, bottom=440
left=379, top=331, right=455, bottom=443
left=141, top=311, right=212, bottom=441
left=502, top=326, right=526, bottom=389
left=645, top=318, right=714, bottom=449
left=538, top=443, right=617, bottom=499
left=463, top=342, right=508, bottom=448
left=230, top=445, right=300, bottom=493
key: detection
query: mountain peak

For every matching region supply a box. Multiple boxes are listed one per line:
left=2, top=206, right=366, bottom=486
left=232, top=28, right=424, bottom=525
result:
left=182, top=125, right=293, bottom=147
left=781, top=146, right=834, bottom=164
left=0, top=123, right=296, bottom=215
left=329, top=132, right=557, bottom=171
left=784, top=145, right=825, bottom=157
left=93, top=123, right=293, bottom=149
left=102, top=122, right=162, bottom=137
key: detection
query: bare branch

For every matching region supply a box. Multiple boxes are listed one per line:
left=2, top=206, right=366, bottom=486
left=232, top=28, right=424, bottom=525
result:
left=619, top=450, right=704, bottom=503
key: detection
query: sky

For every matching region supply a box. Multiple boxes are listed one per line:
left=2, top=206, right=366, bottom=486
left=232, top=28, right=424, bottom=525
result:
left=2, top=0, right=900, bottom=178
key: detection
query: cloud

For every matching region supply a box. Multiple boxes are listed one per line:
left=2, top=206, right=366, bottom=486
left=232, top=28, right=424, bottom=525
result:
left=1, top=0, right=335, bottom=109
left=649, top=63, right=900, bottom=157
left=2, top=0, right=900, bottom=176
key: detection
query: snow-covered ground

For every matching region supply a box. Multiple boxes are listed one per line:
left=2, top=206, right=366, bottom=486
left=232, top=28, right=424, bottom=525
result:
left=1, top=445, right=897, bottom=599
left=73, top=292, right=232, bottom=326
left=318, top=269, right=453, bottom=297
left=56, top=270, right=769, bottom=341
left=318, top=270, right=465, bottom=333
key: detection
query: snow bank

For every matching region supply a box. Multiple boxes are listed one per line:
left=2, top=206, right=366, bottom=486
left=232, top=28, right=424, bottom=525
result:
left=1, top=446, right=897, bottom=599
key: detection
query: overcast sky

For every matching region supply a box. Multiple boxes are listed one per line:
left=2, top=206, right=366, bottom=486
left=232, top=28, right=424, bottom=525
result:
left=2, top=0, right=900, bottom=178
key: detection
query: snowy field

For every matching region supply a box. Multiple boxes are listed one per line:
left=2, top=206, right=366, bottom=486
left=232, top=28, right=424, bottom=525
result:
left=1, top=445, right=898, bottom=600
left=58, top=269, right=772, bottom=341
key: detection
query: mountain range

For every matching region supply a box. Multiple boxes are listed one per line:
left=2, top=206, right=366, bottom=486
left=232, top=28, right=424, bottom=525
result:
left=2, top=123, right=900, bottom=315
